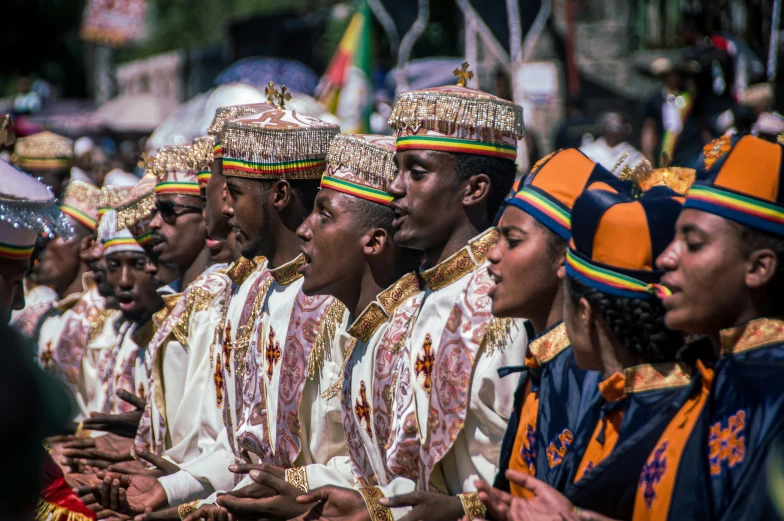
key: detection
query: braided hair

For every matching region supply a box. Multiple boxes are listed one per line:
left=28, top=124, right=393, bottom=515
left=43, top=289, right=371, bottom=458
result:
left=565, top=276, right=684, bottom=363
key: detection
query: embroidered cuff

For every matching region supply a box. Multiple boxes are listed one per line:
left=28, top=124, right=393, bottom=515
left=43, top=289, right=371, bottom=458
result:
left=285, top=466, right=309, bottom=493
left=178, top=500, right=199, bottom=520
left=358, top=487, right=394, bottom=521
left=458, top=492, right=487, bottom=520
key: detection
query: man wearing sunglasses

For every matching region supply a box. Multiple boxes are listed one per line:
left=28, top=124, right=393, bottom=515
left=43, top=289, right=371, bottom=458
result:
left=147, top=145, right=210, bottom=293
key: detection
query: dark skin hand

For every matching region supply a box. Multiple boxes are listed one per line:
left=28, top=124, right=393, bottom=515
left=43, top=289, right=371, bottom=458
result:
left=228, top=463, right=281, bottom=499
left=82, top=390, right=146, bottom=438
left=183, top=504, right=231, bottom=521
left=379, top=491, right=465, bottom=521
left=293, top=485, right=371, bottom=521
left=62, top=432, right=135, bottom=471
left=218, top=469, right=312, bottom=520
left=133, top=505, right=181, bottom=521
left=77, top=472, right=168, bottom=516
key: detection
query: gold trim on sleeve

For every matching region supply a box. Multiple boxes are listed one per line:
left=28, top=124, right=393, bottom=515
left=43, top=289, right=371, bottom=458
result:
left=178, top=500, right=199, bottom=520
left=457, top=492, right=487, bottom=520
left=358, top=486, right=394, bottom=521
left=284, top=466, right=309, bottom=493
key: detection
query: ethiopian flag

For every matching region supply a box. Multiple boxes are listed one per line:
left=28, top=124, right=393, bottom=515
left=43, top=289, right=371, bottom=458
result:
left=317, top=1, right=373, bottom=134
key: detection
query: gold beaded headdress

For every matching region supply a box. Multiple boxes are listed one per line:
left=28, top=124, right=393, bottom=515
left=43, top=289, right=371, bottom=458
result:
left=388, top=61, right=525, bottom=162
left=208, top=102, right=275, bottom=159
left=13, top=131, right=74, bottom=171
left=115, top=174, right=157, bottom=246
left=97, top=185, right=132, bottom=224
left=150, top=145, right=200, bottom=197
left=190, top=136, right=215, bottom=187
left=221, top=83, right=340, bottom=180
left=58, top=180, right=101, bottom=231
left=321, top=134, right=396, bottom=205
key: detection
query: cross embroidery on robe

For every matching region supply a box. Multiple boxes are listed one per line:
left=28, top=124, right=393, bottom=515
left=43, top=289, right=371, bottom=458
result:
left=355, top=380, right=373, bottom=440
left=708, top=409, right=746, bottom=475
left=265, top=326, right=281, bottom=383
left=214, top=354, right=224, bottom=408
left=415, top=333, right=435, bottom=395
left=639, top=441, right=667, bottom=508
left=223, top=321, right=233, bottom=376
left=520, top=424, right=537, bottom=474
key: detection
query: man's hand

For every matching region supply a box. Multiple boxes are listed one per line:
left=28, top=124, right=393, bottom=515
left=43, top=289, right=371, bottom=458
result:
left=379, top=491, right=465, bottom=521
left=65, top=472, right=103, bottom=490
left=82, top=390, right=146, bottom=438
left=294, top=485, right=370, bottom=521
left=84, top=472, right=168, bottom=515
left=226, top=463, right=281, bottom=499
left=217, top=469, right=310, bottom=520
left=62, top=433, right=134, bottom=471
left=475, top=471, right=609, bottom=521
left=132, top=505, right=181, bottom=521
left=133, top=448, right=181, bottom=476
left=183, top=504, right=230, bottom=521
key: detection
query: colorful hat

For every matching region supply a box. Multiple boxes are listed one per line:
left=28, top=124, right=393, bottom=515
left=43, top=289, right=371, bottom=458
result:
left=221, top=86, right=339, bottom=180
left=683, top=134, right=784, bottom=236
left=0, top=159, right=73, bottom=260
left=388, top=62, right=524, bottom=161
left=149, top=145, right=200, bottom=197
left=100, top=209, right=144, bottom=257
left=13, top=131, right=74, bottom=171
left=97, top=185, right=133, bottom=225
left=190, top=136, right=214, bottom=187
left=115, top=174, right=157, bottom=247
left=565, top=186, right=684, bottom=300
left=505, top=149, right=622, bottom=240
left=58, top=180, right=101, bottom=232
left=321, top=134, right=397, bottom=205
left=207, top=102, right=275, bottom=159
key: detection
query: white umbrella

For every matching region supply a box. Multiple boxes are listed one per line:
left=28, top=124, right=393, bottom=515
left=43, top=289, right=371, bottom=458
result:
left=96, top=93, right=178, bottom=133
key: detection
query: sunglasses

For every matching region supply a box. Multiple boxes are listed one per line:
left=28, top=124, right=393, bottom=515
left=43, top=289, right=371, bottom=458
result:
left=152, top=201, right=203, bottom=225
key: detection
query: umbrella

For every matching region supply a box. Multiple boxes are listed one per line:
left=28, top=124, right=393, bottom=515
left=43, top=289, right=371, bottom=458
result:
left=216, top=57, right=319, bottom=96
left=95, top=93, right=178, bottom=133
left=146, top=92, right=212, bottom=152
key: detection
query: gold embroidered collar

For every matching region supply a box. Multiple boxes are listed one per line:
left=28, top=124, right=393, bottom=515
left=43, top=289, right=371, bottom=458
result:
left=719, top=317, right=784, bottom=357
left=82, top=271, right=97, bottom=292
left=420, top=227, right=499, bottom=291
left=55, top=292, right=83, bottom=313
left=269, top=254, right=307, bottom=285
left=227, top=255, right=266, bottom=284
left=527, top=322, right=570, bottom=364
left=347, top=272, right=421, bottom=343
left=623, top=361, right=690, bottom=394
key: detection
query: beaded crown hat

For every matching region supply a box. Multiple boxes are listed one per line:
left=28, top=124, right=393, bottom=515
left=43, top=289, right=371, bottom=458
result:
left=100, top=209, right=144, bottom=257
left=0, top=159, right=72, bottom=260
left=58, top=180, right=101, bottom=232
left=97, top=185, right=133, bottom=225
left=388, top=62, right=525, bottom=162
left=683, top=134, right=784, bottom=236
left=149, top=145, right=200, bottom=197
left=13, top=131, right=74, bottom=171
left=190, top=136, right=215, bottom=187
left=115, top=174, right=157, bottom=247
left=321, top=134, right=397, bottom=205
left=221, top=84, right=340, bottom=180
left=506, top=149, right=622, bottom=240
left=566, top=185, right=684, bottom=300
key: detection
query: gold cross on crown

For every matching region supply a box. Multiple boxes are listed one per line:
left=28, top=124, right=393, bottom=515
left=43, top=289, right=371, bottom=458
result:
left=264, top=81, right=292, bottom=109
left=453, top=61, right=474, bottom=87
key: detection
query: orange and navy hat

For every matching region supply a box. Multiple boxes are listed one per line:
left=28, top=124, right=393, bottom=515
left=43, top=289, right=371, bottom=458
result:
left=565, top=186, right=684, bottom=300
left=684, top=134, right=784, bottom=236
left=504, top=149, right=624, bottom=239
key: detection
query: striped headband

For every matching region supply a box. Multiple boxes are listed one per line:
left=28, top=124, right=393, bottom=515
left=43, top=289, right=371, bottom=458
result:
left=155, top=181, right=201, bottom=196
left=507, top=187, right=572, bottom=240
left=320, top=174, right=394, bottom=205
left=0, top=241, right=35, bottom=260
left=17, top=158, right=72, bottom=170
left=223, top=157, right=326, bottom=177
left=197, top=171, right=212, bottom=185
left=59, top=204, right=97, bottom=231
left=135, top=229, right=154, bottom=246
left=213, top=143, right=223, bottom=159
left=565, top=249, right=671, bottom=300
left=396, top=135, right=517, bottom=161
left=684, top=184, right=784, bottom=237
left=103, top=237, right=142, bottom=250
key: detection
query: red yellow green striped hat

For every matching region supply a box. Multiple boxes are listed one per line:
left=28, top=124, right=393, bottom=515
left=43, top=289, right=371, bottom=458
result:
left=58, top=180, right=100, bottom=231
left=683, top=134, right=784, bottom=236
left=207, top=102, right=275, bottom=160
left=190, top=136, right=215, bottom=187
left=221, top=100, right=339, bottom=180
left=505, top=149, right=621, bottom=240
left=565, top=185, right=684, bottom=300
left=321, top=134, right=396, bottom=205
left=388, top=62, right=524, bottom=162
left=149, top=145, right=201, bottom=197
left=12, top=131, right=73, bottom=171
